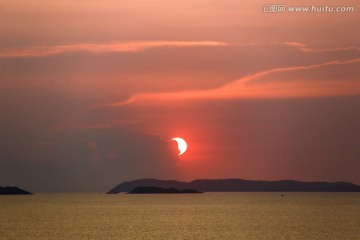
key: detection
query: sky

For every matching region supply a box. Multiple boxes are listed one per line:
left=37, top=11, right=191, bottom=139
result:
left=1, top=0, right=359, bottom=192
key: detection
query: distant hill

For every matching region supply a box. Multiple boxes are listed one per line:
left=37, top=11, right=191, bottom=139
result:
left=128, top=186, right=202, bottom=194
left=107, top=178, right=360, bottom=194
left=0, top=186, right=32, bottom=195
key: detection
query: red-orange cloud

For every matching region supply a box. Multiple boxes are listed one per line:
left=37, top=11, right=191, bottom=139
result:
left=0, top=41, right=227, bottom=58
left=101, top=58, right=360, bottom=107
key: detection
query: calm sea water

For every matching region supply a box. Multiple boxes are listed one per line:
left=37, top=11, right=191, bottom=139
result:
left=1, top=193, right=359, bottom=239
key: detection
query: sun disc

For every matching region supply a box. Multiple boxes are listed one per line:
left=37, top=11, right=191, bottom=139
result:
left=172, top=137, right=187, bottom=155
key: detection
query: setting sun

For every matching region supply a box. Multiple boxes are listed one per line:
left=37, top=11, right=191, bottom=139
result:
left=172, top=137, right=188, bottom=155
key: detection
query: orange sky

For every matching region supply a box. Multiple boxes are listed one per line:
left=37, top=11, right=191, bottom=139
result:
left=0, top=0, right=359, bottom=192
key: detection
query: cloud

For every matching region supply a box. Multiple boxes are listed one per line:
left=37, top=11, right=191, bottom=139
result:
left=299, top=46, right=360, bottom=53
left=118, top=135, right=181, bottom=178
left=274, top=41, right=360, bottom=54
left=0, top=41, right=227, bottom=58
left=281, top=42, right=307, bottom=48
left=97, top=57, right=360, bottom=107
left=5, top=40, right=358, bottom=59
left=0, top=130, right=181, bottom=192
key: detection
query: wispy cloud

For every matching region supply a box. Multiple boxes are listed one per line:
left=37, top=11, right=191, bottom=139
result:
left=0, top=41, right=227, bottom=58
left=99, top=58, right=360, bottom=107
left=274, top=41, right=360, bottom=53
left=3, top=40, right=358, bottom=59
left=300, top=46, right=360, bottom=53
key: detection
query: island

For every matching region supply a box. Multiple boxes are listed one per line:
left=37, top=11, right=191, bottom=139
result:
left=0, top=186, right=32, bottom=195
left=128, top=186, right=202, bottom=194
left=107, top=178, right=360, bottom=194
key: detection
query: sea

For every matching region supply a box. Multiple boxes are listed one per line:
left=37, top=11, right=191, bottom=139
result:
left=1, top=193, right=359, bottom=239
